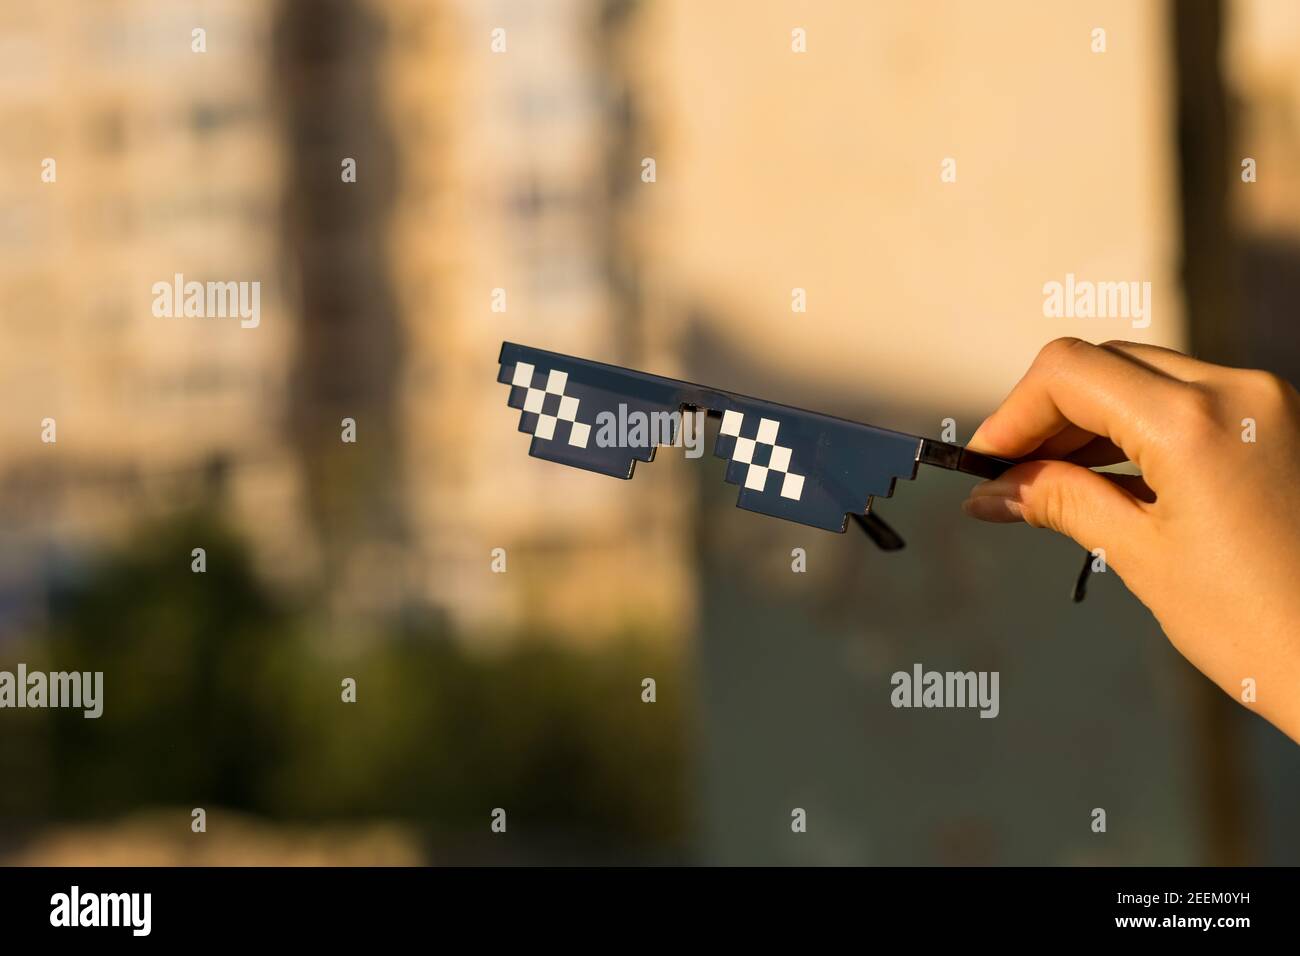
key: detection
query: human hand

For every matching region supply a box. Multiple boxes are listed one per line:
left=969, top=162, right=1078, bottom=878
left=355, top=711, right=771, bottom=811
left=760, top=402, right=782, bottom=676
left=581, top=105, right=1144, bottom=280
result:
left=963, top=338, right=1300, bottom=743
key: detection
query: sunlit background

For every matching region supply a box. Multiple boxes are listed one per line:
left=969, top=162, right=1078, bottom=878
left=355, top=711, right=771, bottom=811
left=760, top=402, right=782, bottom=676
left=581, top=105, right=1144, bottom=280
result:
left=1, top=0, right=1298, bottom=864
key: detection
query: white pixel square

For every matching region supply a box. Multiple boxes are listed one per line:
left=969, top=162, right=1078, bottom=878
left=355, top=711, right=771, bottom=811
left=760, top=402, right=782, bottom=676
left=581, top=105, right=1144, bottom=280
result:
left=558, top=395, right=579, bottom=420
left=780, top=472, right=804, bottom=500
left=756, top=418, right=780, bottom=444
left=733, top=437, right=756, bottom=464
left=512, top=361, right=535, bottom=388
left=720, top=409, right=744, bottom=437
left=523, top=388, right=545, bottom=413
left=768, top=445, right=791, bottom=472
left=568, top=421, right=590, bottom=448
left=545, top=369, right=568, bottom=394
left=535, top=414, right=557, bottom=440
left=745, top=465, right=769, bottom=491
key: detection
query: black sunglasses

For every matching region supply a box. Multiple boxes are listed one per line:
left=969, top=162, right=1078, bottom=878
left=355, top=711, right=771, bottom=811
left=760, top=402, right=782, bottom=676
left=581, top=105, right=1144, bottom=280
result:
left=498, top=342, right=1094, bottom=602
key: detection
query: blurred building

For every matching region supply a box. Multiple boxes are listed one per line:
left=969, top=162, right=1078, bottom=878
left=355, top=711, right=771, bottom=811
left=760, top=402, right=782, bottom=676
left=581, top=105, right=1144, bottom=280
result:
left=0, top=0, right=692, bottom=642
left=380, top=0, right=691, bottom=637
left=274, top=0, right=693, bottom=634
left=0, top=1, right=307, bottom=633
left=274, top=0, right=409, bottom=620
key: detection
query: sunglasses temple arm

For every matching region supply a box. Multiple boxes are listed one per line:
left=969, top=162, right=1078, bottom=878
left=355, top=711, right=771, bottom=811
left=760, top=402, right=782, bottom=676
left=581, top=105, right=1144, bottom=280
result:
left=915, top=439, right=1095, bottom=602
left=918, top=438, right=1017, bottom=479
left=850, top=511, right=906, bottom=551
left=851, top=440, right=1009, bottom=552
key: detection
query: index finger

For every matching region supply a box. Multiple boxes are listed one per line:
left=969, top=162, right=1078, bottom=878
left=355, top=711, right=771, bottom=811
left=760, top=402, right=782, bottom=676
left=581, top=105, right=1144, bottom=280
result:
left=968, top=337, right=1188, bottom=471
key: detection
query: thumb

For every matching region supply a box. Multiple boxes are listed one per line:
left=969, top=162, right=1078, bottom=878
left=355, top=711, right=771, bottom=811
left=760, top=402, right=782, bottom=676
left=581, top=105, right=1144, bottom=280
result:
left=961, top=459, right=1148, bottom=564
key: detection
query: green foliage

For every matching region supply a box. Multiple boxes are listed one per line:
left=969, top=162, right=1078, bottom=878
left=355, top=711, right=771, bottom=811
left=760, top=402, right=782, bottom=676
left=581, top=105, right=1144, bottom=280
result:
left=264, top=634, right=690, bottom=851
left=46, top=512, right=287, bottom=815
left=29, top=512, right=690, bottom=857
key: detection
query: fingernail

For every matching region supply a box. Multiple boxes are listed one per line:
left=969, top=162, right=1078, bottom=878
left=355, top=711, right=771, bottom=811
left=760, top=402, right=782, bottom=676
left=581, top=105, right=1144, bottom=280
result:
left=967, top=420, right=997, bottom=452
left=961, top=495, right=1025, bottom=522
left=968, top=476, right=1025, bottom=498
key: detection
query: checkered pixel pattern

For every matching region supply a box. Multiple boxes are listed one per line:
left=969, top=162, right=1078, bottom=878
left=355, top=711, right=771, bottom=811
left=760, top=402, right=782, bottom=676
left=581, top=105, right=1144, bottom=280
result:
left=498, top=342, right=930, bottom=531
left=511, top=361, right=590, bottom=448
left=718, top=409, right=805, bottom=501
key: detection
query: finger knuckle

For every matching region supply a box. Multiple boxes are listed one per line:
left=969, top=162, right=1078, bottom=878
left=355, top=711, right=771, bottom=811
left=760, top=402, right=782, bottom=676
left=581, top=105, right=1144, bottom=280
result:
left=1038, top=336, right=1090, bottom=369
left=1235, top=368, right=1297, bottom=413
left=1165, top=384, right=1224, bottom=447
left=1025, top=468, right=1073, bottom=534
left=1030, top=489, right=1066, bottom=533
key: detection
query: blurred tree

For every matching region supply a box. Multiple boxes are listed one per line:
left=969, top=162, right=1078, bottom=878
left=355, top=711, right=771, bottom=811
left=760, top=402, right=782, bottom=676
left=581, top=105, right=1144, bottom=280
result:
left=46, top=511, right=289, bottom=817
left=34, top=512, right=690, bottom=862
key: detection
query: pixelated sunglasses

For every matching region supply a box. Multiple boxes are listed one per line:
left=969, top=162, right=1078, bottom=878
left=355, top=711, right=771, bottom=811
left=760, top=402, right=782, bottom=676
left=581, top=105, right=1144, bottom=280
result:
left=498, top=341, right=1095, bottom=602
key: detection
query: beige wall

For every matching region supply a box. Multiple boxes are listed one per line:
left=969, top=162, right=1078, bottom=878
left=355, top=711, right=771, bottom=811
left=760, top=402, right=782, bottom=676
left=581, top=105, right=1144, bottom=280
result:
left=635, top=0, right=1185, bottom=412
